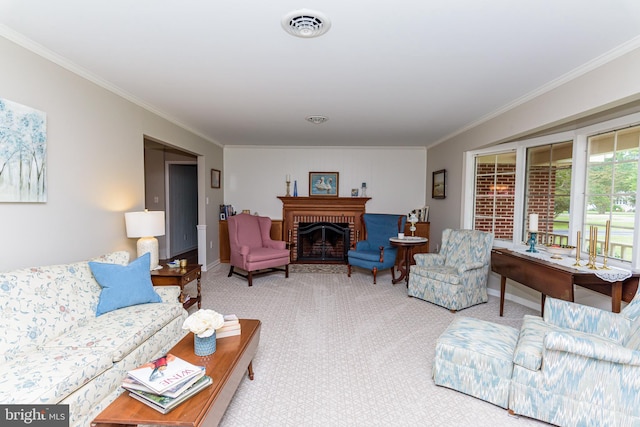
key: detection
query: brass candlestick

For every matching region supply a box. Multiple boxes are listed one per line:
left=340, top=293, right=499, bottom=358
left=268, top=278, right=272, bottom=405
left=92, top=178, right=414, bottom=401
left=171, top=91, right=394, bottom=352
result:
left=573, top=230, right=582, bottom=267
left=601, top=220, right=611, bottom=269
left=587, top=225, right=598, bottom=270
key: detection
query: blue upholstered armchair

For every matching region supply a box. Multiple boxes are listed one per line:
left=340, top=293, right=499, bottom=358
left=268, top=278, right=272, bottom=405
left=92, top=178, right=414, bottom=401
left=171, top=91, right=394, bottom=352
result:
left=408, top=228, right=493, bottom=312
left=347, top=213, right=406, bottom=284
left=508, top=295, right=640, bottom=425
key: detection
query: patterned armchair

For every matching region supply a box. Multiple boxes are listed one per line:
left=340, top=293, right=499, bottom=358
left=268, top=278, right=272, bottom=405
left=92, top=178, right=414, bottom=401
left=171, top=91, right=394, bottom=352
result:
left=509, top=295, right=640, bottom=426
left=407, top=228, right=493, bottom=312
left=347, top=213, right=406, bottom=284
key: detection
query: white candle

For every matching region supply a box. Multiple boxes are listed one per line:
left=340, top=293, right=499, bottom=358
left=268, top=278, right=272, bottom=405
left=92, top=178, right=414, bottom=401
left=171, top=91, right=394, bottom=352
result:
left=529, top=214, right=539, bottom=232
left=286, top=174, right=290, bottom=182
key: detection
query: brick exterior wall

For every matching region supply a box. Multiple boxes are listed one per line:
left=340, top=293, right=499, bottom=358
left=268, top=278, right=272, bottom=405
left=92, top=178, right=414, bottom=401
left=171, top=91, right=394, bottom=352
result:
left=474, top=162, right=558, bottom=242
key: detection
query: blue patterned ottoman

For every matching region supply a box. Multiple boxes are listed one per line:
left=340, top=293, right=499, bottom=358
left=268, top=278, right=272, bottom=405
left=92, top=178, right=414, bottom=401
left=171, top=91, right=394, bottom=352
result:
left=433, top=316, right=519, bottom=408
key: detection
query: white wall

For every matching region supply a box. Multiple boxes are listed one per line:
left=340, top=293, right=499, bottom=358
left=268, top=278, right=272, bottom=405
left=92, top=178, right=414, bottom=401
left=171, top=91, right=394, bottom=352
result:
left=0, top=35, right=224, bottom=271
left=223, top=146, right=427, bottom=220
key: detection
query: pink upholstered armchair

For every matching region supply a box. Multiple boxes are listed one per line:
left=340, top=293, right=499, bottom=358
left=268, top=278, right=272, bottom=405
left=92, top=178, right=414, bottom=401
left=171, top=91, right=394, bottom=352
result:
left=227, top=213, right=290, bottom=286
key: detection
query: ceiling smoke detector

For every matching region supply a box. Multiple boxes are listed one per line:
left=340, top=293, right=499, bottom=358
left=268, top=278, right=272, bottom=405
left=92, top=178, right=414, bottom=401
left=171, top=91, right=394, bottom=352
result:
left=306, top=115, right=329, bottom=124
left=282, top=9, right=331, bottom=38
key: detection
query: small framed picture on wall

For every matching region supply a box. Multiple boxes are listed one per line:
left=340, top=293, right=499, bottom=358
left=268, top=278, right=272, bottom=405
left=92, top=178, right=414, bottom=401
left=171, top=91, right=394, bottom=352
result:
left=432, top=169, right=446, bottom=199
left=211, top=169, right=221, bottom=189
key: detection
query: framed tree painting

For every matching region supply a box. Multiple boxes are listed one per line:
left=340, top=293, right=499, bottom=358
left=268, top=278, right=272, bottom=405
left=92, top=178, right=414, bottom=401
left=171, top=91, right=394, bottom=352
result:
left=309, top=172, right=338, bottom=197
left=432, top=169, right=446, bottom=199
left=0, top=98, right=47, bottom=202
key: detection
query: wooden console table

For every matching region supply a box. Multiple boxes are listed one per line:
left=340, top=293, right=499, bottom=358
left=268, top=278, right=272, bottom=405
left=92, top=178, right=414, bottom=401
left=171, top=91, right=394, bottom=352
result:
left=491, top=248, right=639, bottom=316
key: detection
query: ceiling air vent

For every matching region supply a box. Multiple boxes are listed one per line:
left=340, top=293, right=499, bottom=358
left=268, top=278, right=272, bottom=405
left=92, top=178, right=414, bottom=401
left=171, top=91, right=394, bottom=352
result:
left=306, top=115, right=329, bottom=124
left=282, top=9, right=331, bottom=38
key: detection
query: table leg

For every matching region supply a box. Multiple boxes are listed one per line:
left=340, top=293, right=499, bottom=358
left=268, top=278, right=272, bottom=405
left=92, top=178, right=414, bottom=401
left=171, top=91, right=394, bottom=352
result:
left=392, top=248, right=408, bottom=285
left=196, top=272, right=202, bottom=309
left=541, top=294, right=546, bottom=316
left=404, top=247, right=412, bottom=287
left=247, top=361, right=254, bottom=380
left=612, top=281, right=622, bottom=313
left=500, top=276, right=506, bottom=317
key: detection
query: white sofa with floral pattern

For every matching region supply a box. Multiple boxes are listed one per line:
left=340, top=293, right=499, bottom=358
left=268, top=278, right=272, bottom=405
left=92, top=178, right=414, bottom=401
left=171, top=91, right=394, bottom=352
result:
left=0, top=251, right=188, bottom=427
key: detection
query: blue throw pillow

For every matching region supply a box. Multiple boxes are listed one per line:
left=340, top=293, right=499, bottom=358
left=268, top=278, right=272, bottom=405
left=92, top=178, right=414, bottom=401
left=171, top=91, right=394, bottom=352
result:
left=89, top=252, right=162, bottom=316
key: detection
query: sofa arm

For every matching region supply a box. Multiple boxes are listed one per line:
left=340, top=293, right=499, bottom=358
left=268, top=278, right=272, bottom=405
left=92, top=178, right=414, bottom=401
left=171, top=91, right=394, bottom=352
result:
left=413, top=253, right=445, bottom=267
left=456, top=261, right=485, bottom=274
left=154, top=285, right=182, bottom=304
left=543, top=297, right=630, bottom=343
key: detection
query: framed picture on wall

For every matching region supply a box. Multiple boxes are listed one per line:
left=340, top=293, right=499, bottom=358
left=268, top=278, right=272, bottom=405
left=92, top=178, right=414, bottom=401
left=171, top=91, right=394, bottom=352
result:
left=309, top=172, right=339, bottom=197
left=211, top=169, right=221, bottom=189
left=432, top=169, right=446, bottom=199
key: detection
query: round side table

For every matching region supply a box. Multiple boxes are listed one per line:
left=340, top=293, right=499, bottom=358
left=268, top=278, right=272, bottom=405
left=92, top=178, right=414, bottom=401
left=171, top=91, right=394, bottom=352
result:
left=389, top=237, right=428, bottom=286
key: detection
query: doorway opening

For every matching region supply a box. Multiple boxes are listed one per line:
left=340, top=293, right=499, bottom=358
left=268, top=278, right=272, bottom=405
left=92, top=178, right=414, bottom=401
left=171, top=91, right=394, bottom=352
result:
left=144, top=138, right=199, bottom=264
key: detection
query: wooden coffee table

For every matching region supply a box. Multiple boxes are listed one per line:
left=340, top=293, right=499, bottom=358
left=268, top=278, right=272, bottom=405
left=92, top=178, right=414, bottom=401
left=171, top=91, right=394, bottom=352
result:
left=92, top=319, right=261, bottom=427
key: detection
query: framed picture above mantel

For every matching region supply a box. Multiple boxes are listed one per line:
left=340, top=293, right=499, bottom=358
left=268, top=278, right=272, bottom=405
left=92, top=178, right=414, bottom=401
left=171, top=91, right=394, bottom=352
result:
left=309, top=172, right=338, bottom=197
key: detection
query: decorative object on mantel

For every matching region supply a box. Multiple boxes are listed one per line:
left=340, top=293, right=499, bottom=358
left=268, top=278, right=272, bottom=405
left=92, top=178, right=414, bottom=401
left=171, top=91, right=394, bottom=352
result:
left=285, top=174, right=291, bottom=197
left=309, top=171, right=338, bottom=197
left=361, top=182, right=367, bottom=197
left=526, top=213, right=538, bottom=253
left=183, top=309, right=224, bottom=356
left=351, top=188, right=359, bottom=197
left=0, top=98, right=47, bottom=202
left=293, top=180, right=298, bottom=197
left=432, top=169, right=446, bottom=199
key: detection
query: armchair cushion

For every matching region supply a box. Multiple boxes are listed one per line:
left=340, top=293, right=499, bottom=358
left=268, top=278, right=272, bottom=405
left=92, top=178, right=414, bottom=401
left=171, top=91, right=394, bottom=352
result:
left=513, top=315, right=561, bottom=371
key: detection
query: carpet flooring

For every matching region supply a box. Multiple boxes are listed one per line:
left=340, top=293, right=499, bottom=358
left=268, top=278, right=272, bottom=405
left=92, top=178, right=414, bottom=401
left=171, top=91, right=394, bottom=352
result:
left=193, top=265, right=548, bottom=427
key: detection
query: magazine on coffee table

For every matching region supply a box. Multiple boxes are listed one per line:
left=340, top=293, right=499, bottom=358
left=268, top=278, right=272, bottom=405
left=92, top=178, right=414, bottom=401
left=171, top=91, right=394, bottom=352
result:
left=128, top=375, right=213, bottom=414
left=127, top=353, right=204, bottom=394
left=122, top=366, right=205, bottom=398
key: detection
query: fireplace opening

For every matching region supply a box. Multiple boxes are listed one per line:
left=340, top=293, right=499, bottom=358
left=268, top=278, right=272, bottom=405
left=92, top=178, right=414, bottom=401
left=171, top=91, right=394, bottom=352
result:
left=297, top=222, right=350, bottom=263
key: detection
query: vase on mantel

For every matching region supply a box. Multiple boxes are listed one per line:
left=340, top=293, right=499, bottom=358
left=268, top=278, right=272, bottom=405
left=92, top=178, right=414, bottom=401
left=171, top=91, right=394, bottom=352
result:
left=194, top=332, right=216, bottom=356
left=293, top=180, right=298, bottom=197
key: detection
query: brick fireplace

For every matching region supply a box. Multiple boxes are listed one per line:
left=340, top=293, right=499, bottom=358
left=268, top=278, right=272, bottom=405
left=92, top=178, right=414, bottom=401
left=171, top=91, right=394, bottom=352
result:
left=278, top=196, right=371, bottom=263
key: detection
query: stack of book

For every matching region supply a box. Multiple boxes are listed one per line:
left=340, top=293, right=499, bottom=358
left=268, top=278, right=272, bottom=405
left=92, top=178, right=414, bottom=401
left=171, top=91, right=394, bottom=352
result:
left=216, top=314, right=241, bottom=338
left=122, top=354, right=212, bottom=414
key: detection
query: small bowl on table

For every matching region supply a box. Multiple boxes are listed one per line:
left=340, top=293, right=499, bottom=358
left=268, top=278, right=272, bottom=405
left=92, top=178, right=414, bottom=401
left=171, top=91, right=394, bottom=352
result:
left=545, top=245, right=576, bottom=259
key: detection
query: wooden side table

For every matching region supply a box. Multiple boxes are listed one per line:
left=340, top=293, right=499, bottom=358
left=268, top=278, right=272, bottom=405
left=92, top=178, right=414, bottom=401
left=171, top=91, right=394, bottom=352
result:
left=390, top=237, right=428, bottom=286
left=151, top=264, right=202, bottom=310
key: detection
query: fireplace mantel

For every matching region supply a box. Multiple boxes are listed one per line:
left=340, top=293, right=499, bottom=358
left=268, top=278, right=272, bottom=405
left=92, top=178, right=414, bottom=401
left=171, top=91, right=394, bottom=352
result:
left=278, top=196, right=371, bottom=263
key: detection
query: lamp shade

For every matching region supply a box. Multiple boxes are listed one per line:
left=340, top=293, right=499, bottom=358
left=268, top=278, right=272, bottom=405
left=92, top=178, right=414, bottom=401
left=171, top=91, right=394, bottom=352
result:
left=125, top=211, right=165, bottom=238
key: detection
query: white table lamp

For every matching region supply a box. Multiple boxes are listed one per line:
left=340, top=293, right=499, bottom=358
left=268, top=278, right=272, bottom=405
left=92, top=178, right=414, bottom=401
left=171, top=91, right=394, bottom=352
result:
left=125, top=210, right=165, bottom=270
